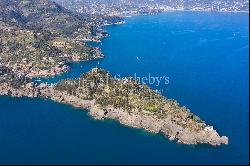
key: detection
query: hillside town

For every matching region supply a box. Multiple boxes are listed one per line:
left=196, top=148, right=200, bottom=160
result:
left=1, top=0, right=248, bottom=81
left=54, top=0, right=249, bottom=17
left=0, top=0, right=114, bottom=78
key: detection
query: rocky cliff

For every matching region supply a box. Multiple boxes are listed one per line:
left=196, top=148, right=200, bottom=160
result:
left=0, top=67, right=229, bottom=146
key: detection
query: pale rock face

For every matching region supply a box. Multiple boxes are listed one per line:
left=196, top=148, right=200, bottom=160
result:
left=87, top=106, right=228, bottom=145
left=0, top=80, right=229, bottom=146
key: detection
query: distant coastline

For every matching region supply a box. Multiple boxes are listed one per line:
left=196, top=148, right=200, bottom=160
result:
left=1, top=6, right=248, bottom=163
left=2, top=4, right=243, bottom=147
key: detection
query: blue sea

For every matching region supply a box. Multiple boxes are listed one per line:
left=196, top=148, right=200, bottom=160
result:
left=0, top=12, right=249, bottom=164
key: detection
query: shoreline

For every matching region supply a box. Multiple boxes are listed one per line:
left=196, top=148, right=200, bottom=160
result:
left=28, top=10, right=248, bottom=79
left=0, top=84, right=229, bottom=146
left=0, top=68, right=229, bottom=146
left=108, top=9, right=249, bottom=19
left=0, top=11, right=233, bottom=146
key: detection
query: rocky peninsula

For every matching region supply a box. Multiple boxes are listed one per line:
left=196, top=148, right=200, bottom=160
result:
left=0, top=0, right=229, bottom=146
left=0, top=67, right=229, bottom=146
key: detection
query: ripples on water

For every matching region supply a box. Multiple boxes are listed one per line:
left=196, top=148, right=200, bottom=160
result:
left=0, top=12, right=249, bottom=164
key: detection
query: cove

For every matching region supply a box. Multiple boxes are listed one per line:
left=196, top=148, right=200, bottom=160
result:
left=0, top=12, right=249, bottom=164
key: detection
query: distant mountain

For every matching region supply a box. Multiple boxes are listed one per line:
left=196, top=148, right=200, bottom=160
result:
left=0, top=0, right=104, bottom=77
left=0, top=0, right=94, bottom=37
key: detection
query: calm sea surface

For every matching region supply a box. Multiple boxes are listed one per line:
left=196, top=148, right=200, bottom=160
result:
left=0, top=12, right=249, bottom=164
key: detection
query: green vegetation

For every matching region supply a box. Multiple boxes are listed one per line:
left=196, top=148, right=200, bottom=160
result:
left=0, top=0, right=105, bottom=77
left=0, top=0, right=207, bottom=133
left=55, top=68, right=206, bottom=131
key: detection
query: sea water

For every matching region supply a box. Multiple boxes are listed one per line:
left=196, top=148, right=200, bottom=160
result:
left=0, top=12, right=249, bottom=164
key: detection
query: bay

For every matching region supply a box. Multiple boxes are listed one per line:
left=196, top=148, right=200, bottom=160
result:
left=0, top=12, right=249, bottom=164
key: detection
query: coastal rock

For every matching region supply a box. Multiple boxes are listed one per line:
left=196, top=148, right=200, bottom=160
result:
left=0, top=68, right=229, bottom=146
